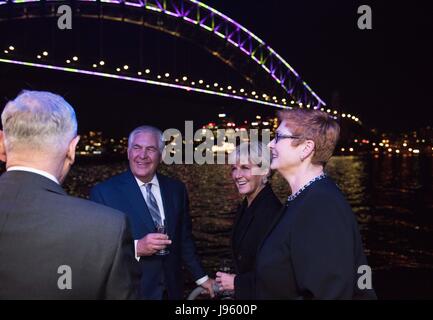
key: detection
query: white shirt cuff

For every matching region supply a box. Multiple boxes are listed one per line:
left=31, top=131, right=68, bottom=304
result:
left=134, top=240, right=140, bottom=261
left=195, top=275, right=209, bottom=286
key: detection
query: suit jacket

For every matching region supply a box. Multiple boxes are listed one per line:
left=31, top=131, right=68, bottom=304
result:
left=90, top=170, right=206, bottom=299
left=254, top=176, right=377, bottom=299
left=231, top=184, right=282, bottom=299
left=0, top=170, right=140, bottom=299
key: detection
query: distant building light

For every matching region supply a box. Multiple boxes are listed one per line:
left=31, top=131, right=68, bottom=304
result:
left=374, top=148, right=379, bottom=152
left=218, top=113, right=226, bottom=118
left=413, top=149, right=420, bottom=154
left=388, top=148, right=392, bottom=152
left=341, top=148, right=345, bottom=152
left=251, top=122, right=259, bottom=126
left=263, top=122, right=269, bottom=126
left=342, top=114, right=346, bottom=117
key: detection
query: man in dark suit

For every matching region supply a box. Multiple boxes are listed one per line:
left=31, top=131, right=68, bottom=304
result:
left=0, top=90, right=140, bottom=299
left=90, top=125, right=214, bottom=299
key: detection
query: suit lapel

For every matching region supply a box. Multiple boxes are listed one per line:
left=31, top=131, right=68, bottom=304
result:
left=157, top=173, right=175, bottom=240
left=119, top=170, right=156, bottom=233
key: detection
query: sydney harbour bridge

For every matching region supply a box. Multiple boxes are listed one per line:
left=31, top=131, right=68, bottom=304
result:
left=0, top=0, right=364, bottom=140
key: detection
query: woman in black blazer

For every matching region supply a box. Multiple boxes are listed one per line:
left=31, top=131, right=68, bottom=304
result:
left=254, top=109, right=377, bottom=299
left=215, top=142, right=282, bottom=299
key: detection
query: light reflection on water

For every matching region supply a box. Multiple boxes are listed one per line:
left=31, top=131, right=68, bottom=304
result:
left=3, top=155, right=432, bottom=298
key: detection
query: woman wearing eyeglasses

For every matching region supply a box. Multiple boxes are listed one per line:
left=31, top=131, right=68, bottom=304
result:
left=215, top=142, right=282, bottom=299
left=254, top=109, right=377, bottom=299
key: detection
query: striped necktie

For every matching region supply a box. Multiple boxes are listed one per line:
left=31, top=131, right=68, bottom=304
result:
left=145, top=183, right=162, bottom=227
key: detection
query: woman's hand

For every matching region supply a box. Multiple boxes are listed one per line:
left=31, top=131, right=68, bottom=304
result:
left=215, top=271, right=236, bottom=291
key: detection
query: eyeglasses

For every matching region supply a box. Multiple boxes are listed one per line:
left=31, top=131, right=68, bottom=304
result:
left=274, top=133, right=302, bottom=144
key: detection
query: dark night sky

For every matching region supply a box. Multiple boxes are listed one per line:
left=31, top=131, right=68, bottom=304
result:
left=201, top=0, right=433, bottom=131
left=1, top=0, right=432, bottom=135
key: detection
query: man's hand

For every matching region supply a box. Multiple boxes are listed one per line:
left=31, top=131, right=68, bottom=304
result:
left=200, top=278, right=216, bottom=298
left=136, top=233, right=171, bottom=256
left=216, top=272, right=235, bottom=291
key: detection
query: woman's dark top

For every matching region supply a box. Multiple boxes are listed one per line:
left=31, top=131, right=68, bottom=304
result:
left=255, top=176, right=377, bottom=300
left=231, top=184, right=282, bottom=299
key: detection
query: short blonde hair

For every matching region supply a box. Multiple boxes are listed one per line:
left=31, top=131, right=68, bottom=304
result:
left=228, top=141, right=271, bottom=180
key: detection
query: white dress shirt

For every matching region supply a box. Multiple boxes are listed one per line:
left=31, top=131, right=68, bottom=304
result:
left=133, top=174, right=208, bottom=286
left=7, top=166, right=59, bottom=184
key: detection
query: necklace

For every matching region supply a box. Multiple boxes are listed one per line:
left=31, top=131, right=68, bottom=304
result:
left=287, top=173, right=326, bottom=202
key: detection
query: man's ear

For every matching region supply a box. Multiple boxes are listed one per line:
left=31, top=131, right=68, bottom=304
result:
left=67, top=135, right=80, bottom=166
left=0, top=130, right=7, bottom=163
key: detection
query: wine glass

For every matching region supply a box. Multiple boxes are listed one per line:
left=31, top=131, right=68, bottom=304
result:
left=218, top=258, right=234, bottom=298
left=155, top=220, right=169, bottom=256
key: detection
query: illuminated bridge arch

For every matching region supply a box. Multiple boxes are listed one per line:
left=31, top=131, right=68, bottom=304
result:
left=0, top=0, right=326, bottom=109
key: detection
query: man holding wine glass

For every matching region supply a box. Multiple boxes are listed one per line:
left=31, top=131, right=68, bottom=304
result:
left=91, top=125, right=214, bottom=299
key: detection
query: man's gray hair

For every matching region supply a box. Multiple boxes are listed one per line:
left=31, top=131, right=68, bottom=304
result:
left=128, top=125, right=165, bottom=152
left=228, top=141, right=271, bottom=179
left=1, top=90, right=77, bottom=153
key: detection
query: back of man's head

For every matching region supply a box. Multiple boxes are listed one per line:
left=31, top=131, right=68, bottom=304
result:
left=1, top=90, right=77, bottom=156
